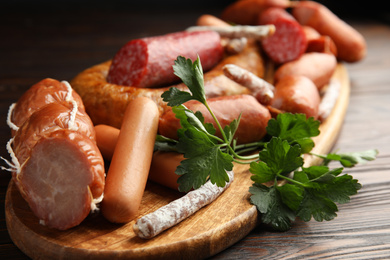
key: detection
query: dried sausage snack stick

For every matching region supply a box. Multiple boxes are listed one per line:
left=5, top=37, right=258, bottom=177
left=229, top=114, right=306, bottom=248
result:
left=222, top=64, right=274, bottom=105
left=186, top=24, right=275, bottom=40
left=71, top=38, right=265, bottom=128
left=133, top=170, right=234, bottom=239
left=3, top=79, right=105, bottom=230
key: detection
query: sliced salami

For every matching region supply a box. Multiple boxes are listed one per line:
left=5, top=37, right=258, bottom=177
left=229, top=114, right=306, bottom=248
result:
left=258, top=7, right=307, bottom=64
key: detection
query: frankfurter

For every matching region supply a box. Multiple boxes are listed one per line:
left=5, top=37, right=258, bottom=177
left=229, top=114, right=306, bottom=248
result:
left=95, top=124, right=183, bottom=191
left=71, top=38, right=264, bottom=128
left=292, top=0, right=366, bottom=62
left=270, top=75, right=320, bottom=119
left=221, top=0, right=291, bottom=25
left=107, top=30, right=224, bottom=88
left=6, top=79, right=105, bottom=230
left=274, top=52, right=337, bottom=90
left=257, top=7, right=307, bottom=64
left=101, top=97, right=159, bottom=223
left=158, top=94, right=271, bottom=145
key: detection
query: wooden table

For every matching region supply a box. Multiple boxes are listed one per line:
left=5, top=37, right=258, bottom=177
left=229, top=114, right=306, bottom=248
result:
left=1, top=2, right=389, bottom=259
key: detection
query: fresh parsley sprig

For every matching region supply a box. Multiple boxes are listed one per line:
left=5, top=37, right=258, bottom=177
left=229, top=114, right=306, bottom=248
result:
left=158, top=55, right=378, bottom=230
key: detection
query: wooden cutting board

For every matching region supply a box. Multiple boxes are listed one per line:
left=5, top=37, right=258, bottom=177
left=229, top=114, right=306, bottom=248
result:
left=5, top=64, right=350, bottom=260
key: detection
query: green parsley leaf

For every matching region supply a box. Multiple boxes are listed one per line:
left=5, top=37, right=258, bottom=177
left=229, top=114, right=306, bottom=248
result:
left=249, top=183, right=296, bottom=231
left=296, top=189, right=338, bottom=222
left=266, top=113, right=320, bottom=153
left=321, top=149, right=379, bottom=167
left=171, top=56, right=206, bottom=105
left=154, top=135, right=178, bottom=152
left=258, top=137, right=303, bottom=176
left=176, top=133, right=233, bottom=192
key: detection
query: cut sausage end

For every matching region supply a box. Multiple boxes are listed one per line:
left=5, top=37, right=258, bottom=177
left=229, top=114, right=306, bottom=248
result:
left=18, top=133, right=95, bottom=230
left=107, top=39, right=148, bottom=87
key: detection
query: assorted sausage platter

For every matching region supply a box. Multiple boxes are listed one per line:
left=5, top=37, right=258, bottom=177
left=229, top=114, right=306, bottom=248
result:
left=3, top=0, right=366, bottom=259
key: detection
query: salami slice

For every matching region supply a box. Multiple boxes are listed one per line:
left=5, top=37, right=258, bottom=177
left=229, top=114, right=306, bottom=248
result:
left=107, top=30, right=224, bottom=88
left=258, top=7, right=307, bottom=64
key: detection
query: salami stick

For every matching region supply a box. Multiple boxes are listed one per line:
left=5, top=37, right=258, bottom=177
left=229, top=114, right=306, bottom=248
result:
left=318, top=78, right=341, bottom=121
left=133, top=170, right=234, bottom=239
left=222, top=64, right=274, bottom=105
left=186, top=24, right=275, bottom=40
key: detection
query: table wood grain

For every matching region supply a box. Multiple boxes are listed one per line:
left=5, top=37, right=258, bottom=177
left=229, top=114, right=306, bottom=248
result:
left=1, top=2, right=390, bottom=259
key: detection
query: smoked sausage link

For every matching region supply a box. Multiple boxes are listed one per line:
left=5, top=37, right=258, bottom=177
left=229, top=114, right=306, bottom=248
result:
left=158, top=94, right=271, bottom=145
left=258, top=7, right=307, bottom=64
left=107, top=31, right=223, bottom=88
left=274, top=52, right=337, bottom=90
left=271, top=75, right=320, bottom=119
left=221, top=0, right=290, bottom=25
left=292, top=0, right=366, bottom=62
left=101, top=97, right=159, bottom=223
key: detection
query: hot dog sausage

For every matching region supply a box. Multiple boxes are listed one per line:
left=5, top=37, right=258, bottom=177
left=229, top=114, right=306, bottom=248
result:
left=107, top=31, right=223, bottom=88
left=101, top=97, right=159, bottom=223
left=274, top=52, right=337, bottom=90
left=292, top=0, right=366, bottom=62
left=270, top=75, right=320, bottom=119
left=221, top=0, right=290, bottom=25
left=94, top=124, right=183, bottom=191
left=148, top=151, right=183, bottom=191
left=158, top=94, right=271, bottom=145
left=257, top=7, right=307, bottom=64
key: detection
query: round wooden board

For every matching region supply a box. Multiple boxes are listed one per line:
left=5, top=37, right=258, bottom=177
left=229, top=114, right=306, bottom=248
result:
left=5, top=64, right=350, bottom=260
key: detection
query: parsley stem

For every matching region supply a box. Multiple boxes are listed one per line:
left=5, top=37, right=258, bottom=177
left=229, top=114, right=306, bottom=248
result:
left=276, top=173, right=306, bottom=187
left=204, top=102, right=230, bottom=143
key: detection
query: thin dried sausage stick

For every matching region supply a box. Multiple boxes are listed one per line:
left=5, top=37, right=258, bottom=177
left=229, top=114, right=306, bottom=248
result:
left=133, top=170, right=234, bottom=239
left=222, top=64, right=274, bottom=105
left=186, top=24, right=275, bottom=40
left=318, top=78, right=341, bottom=121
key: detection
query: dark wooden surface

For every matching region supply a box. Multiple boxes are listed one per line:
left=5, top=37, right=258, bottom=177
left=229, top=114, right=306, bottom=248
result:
left=1, top=1, right=390, bottom=259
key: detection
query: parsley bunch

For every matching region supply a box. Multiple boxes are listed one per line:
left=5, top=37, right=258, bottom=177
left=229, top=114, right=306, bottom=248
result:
left=158, top=56, right=378, bottom=231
